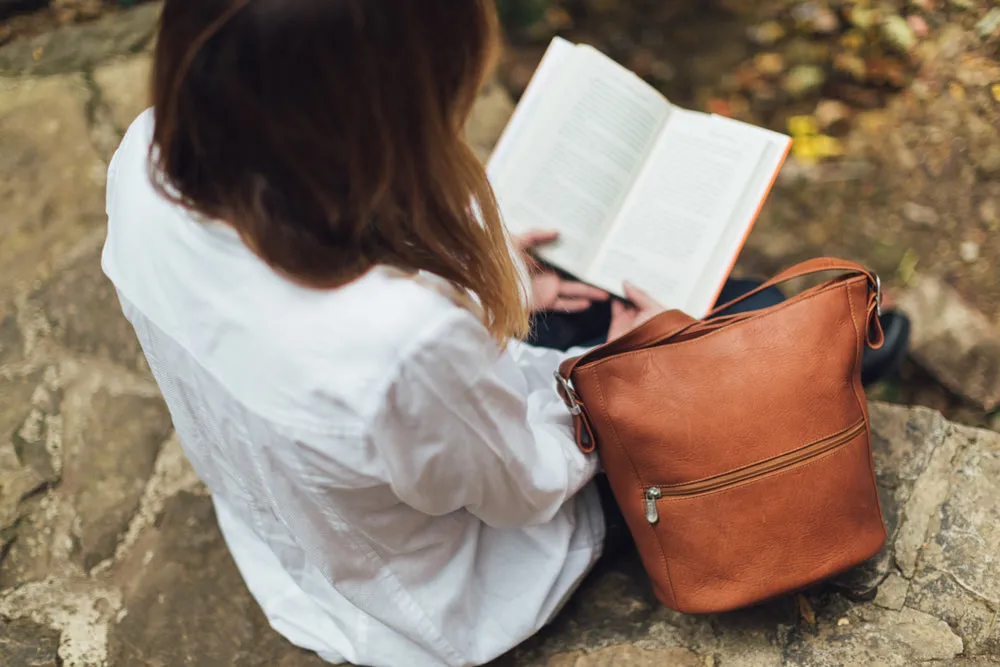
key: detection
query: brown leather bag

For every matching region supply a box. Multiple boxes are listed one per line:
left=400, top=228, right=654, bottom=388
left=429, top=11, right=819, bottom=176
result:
left=556, top=258, right=888, bottom=613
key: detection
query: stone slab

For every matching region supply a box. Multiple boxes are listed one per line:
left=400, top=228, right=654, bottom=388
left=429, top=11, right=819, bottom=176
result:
left=30, top=246, right=147, bottom=372
left=906, top=422, right=1000, bottom=656
left=92, top=53, right=150, bottom=133
left=898, top=275, right=1000, bottom=410
left=107, top=491, right=326, bottom=667
left=0, top=74, right=106, bottom=303
left=784, top=606, right=963, bottom=666
left=63, top=387, right=170, bottom=570
left=0, top=3, right=160, bottom=77
left=0, top=617, right=60, bottom=667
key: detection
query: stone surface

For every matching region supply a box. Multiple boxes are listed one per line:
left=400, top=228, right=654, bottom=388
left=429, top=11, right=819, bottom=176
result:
left=784, top=606, right=964, bottom=666
left=31, top=246, right=147, bottom=372
left=0, top=3, right=160, bottom=76
left=107, top=491, right=327, bottom=667
left=898, top=275, right=1000, bottom=411
left=0, top=617, right=61, bottom=667
left=906, top=423, right=1000, bottom=656
left=64, top=387, right=171, bottom=570
left=545, top=645, right=706, bottom=666
left=0, top=74, right=107, bottom=303
left=0, top=578, right=123, bottom=667
left=92, top=53, right=150, bottom=133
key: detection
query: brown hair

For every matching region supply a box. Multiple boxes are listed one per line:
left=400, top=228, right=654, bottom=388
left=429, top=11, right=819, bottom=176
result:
left=151, top=0, right=528, bottom=341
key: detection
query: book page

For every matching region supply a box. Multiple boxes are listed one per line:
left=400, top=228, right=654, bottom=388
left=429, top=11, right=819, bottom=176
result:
left=584, top=110, right=769, bottom=311
left=683, top=116, right=792, bottom=316
left=488, top=43, right=672, bottom=277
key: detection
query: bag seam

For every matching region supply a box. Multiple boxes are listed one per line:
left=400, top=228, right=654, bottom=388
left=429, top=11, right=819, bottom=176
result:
left=591, top=368, right=679, bottom=608
left=580, top=278, right=867, bottom=371
left=845, top=281, right=889, bottom=531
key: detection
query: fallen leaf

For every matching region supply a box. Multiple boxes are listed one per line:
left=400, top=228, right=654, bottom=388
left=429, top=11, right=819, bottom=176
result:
left=788, top=115, right=819, bottom=137
left=797, top=594, right=817, bottom=626
left=992, top=83, right=1000, bottom=103
left=898, top=248, right=919, bottom=284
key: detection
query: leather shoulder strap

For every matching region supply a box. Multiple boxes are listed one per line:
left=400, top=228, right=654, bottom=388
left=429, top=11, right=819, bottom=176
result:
left=708, top=258, right=875, bottom=317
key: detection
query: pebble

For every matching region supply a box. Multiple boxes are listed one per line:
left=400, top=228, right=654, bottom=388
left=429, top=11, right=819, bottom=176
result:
left=960, top=241, right=981, bottom=263
left=882, top=15, right=918, bottom=52
left=833, top=52, right=868, bottom=81
left=792, top=2, right=840, bottom=34
left=814, top=99, right=852, bottom=132
left=784, top=65, right=827, bottom=97
left=755, top=52, right=786, bottom=78
left=837, top=617, right=851, bottom=627
left=749, top=21, right=787, bottom=46
left=976, top=8, right=1000, bottom=39
left=907, top=15, right=930, bottom=39
left=903, top=201, right=940, bottom=226
left=847, top=6, right=878, bottom=30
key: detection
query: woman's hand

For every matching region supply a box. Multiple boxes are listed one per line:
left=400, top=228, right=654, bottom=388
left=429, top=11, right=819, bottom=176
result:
left=607, top=282, right=665, bottom=341
left=514, top=230, right=608, bottom=313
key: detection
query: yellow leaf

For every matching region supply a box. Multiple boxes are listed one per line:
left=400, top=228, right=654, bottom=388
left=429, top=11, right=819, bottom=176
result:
left=788, top=115, right=819, bottom=137
left=813, top=134, right=845, bottom=157
left=992, top=83, right=1000, bottom=102
left=898, top=248, right=919, bottom=284
left=792, top=136, right=820, bottom=164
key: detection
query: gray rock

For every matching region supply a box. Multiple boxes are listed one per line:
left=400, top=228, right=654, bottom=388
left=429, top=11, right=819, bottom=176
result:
left=0, top=3, right=161, bottom=76
left=31, top=248, right=147, bottom=373
left=832, top=404, right=949, bottom=596
left=873, top=573, right=910, bottom=611
left=0, top=617, right=60, bottom=667
left=540, top=645, right=706, bottom=666
left=784, top=606, right=963, bottom=666
left=65, top=389, right=170, bottom=570
left=107, top=491, right=326, bottom=667
left=897, top=275, right=1000, bottom=410
left=906, top=423, right=1000, bottom=656
left=0, top=369, right=52, bottom=565
left=92, top=54, right=151, bottom=134
left=0, top=74, right=107, bottom=304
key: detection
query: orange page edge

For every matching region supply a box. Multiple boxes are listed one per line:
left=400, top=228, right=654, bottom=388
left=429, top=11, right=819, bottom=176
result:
left=703, top=138, right=794, bottom=317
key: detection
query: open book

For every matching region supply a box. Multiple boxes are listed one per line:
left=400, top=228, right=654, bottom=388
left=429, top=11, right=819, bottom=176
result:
left=488, top=37, right=792, bottom=318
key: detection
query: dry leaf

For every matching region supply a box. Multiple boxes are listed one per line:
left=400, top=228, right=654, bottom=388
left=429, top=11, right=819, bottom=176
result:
left=797, top=594, right=817, bottom=626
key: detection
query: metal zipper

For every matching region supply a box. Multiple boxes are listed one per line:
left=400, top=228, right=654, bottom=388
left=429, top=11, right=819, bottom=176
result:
left=644, top=487, right=662, bottom=525
left=642, top=421, right=865, bottom=525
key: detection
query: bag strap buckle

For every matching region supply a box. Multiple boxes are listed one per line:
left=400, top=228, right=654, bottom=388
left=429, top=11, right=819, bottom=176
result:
left=874, top=273, right=883, bottom=317
left=554, top=372, right=583, bottom=416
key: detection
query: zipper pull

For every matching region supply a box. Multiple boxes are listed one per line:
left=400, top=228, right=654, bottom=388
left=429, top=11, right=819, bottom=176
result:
left=644, top=487, right=662, bottom=525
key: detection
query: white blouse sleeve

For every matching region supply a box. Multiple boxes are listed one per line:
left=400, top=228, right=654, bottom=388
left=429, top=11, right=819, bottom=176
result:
left=369, top=308, right=600, bottom=529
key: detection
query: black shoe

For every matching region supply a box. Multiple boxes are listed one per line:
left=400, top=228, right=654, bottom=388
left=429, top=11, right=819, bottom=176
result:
left=861, top=310, right=911, bottom=387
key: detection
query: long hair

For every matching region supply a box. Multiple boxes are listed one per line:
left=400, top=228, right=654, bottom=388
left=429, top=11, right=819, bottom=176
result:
left=150, top=0, right=528, bottom=341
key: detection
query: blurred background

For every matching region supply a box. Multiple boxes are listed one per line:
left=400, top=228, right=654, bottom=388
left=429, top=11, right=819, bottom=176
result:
left=1, top=2, right=999, bottom=666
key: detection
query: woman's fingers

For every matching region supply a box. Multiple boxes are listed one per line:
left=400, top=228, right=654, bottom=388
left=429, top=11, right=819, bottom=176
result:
left=553, top=297, right=593, bottom=313
left=558, top=280, right=609, bottom=301
left=515, top=229, right=560, bottom=251
left=623, top=281, right=663, bottom=312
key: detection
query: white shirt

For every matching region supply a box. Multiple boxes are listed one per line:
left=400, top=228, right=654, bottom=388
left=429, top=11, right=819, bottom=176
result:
left=102, top=110, right=604, bottom=667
